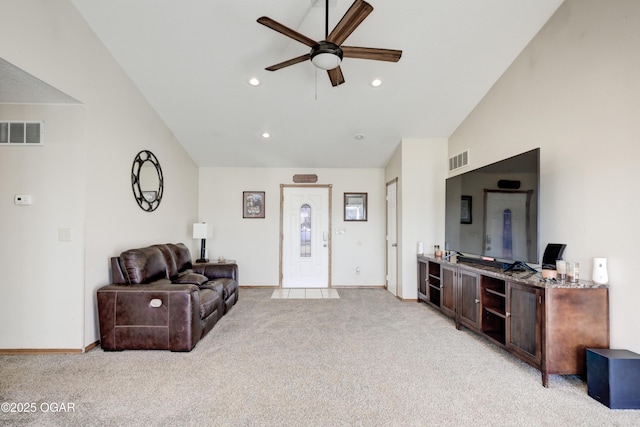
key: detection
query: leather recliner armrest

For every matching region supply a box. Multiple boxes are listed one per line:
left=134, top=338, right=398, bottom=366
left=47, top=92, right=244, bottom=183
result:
left=192, top=263, right=238, bottom=283
left=97, top=282, right=201, bottom=351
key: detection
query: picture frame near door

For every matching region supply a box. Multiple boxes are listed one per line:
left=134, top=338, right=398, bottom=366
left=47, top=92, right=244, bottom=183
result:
left=344, top=192, right=367, bottom=221
left=243, top=191, right=265, bottom=218
left=460, top=195, right=472, bottom=224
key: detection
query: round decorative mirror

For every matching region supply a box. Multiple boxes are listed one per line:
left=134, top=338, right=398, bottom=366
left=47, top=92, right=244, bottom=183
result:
left=131, top=150, right=163, bottom=212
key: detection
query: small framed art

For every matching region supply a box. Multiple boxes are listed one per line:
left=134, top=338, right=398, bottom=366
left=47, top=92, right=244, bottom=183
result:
left=344, top=192, right=367, bottom=221
left=243, top=191, right=265, bottom=218
left=461, top=195, right=472, bottom=224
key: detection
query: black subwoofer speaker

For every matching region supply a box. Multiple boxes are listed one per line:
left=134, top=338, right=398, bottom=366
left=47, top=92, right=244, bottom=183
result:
left=587, top=348, right=640, bottom=409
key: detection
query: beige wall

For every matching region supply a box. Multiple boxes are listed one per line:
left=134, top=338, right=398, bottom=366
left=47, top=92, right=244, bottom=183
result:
left=0, top=105, right=87, bottom=348
left=385, top=138, right=448, bottom=299
left=0, top=0, right=199, bottom=349
left=198, top=167, right=386, bottom=287
left=449, top=0, right=640, bottom=352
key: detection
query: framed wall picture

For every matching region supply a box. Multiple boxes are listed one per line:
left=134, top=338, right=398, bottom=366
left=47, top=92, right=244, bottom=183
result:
left=461, top=195, right=472, bottom=224
left=243, top=191, right=265, bottom=218
left=344, top=192, right=367, bottom=221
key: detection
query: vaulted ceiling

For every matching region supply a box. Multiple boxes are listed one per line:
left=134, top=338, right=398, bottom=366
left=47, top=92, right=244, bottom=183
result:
left=69, top=0, right=563, bottom=168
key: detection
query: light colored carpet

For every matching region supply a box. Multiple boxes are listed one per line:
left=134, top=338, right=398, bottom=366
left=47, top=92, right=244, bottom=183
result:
left=1, top=288, right=638, bottom=426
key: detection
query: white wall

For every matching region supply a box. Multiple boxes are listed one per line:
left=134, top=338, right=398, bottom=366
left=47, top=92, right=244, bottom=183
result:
left=198, top=168, right=386, bottom=287
left=0, top=0, right=199, bottom=350
left=449, top=0, right=640, bottom=352
left=385, top=138, right=448, bottom=300
left=0, top=105, right=86, bottom=349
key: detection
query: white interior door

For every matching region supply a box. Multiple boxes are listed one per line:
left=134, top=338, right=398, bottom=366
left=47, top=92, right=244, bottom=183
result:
left=484, top=191, right=530, bottom=261
left=281, top=186, right=330, bottom=288
left=386, top=179, right=398, bottom=296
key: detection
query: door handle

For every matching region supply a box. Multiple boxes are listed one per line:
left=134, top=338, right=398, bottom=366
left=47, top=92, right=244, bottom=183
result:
left=392, top=243, right=397, bottom=247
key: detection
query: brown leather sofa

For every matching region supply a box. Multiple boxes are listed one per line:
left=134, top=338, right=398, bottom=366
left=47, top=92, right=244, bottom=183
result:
left=97, top=243, right=238, bottom=352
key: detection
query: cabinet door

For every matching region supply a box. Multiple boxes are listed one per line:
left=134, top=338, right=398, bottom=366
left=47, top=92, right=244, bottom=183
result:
left=440, top=265, right=456, bottom=318
left=417, top=259, right=428, bottom=302
left=506, top=282, right=542, bottom=367
left=458, top=270, right=479, bottom=330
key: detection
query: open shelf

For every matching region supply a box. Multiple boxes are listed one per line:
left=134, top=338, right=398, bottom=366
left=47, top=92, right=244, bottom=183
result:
left=484, top=306, right=506, bottom=319
left=481, top=275, right=505, bottom=294
left=482, top=308, right=506, bottom=345
left=485, top=288, right=505, bottom=298
left=483, top=328, right=506, bottom=345
left=480, top=275, right=507, bottom=345
left=428, top=261, right=440, bottom=278
left=429, top=283, right=441, bottom=306
left=426, top=261, right=442, bottom=307
left=481, top=276, right=506, bottom=315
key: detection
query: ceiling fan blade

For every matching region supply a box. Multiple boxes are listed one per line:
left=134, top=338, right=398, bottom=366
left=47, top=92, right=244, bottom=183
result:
left=257, top=17, right=318, bottom=47
left=327, top=66, right=345, bottom=87
left=326, top=0, right=373, bottom=46
left=265, top=54, right=310, bottom=71
left=341, top=46, right=402, bottom=62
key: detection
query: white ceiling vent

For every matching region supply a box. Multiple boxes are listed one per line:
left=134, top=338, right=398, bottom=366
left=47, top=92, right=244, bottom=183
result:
left=0, top=121, right=44, bottom=146
left=449, top=149, right=469, bottom=172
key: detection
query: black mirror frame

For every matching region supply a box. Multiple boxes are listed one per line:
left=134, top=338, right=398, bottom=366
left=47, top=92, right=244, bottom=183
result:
left=131, top=150, right=163, bottom=212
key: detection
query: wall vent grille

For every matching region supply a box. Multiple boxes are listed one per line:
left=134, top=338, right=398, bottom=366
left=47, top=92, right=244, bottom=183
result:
left=448, top=149, right=469, bottom=172
left=0, top=121, right=44, bottom=146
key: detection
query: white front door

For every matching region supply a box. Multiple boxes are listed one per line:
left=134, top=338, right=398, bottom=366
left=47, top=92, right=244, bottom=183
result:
left=386, top=179, right=398, bottom=296
left=281, top=185, right=331, bottom=288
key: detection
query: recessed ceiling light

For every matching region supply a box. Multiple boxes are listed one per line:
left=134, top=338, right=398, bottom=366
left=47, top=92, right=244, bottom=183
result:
left=262, top=132, right=271, bottom=139
left=370, top=78, right=382, bottom=87
left=354, top=133, right=366, bottom=140
left=249, top=77, right=261, bottom=86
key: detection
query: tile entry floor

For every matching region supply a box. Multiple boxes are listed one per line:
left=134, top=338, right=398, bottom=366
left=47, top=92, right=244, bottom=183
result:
left=271, top=288, right=340, bottom=299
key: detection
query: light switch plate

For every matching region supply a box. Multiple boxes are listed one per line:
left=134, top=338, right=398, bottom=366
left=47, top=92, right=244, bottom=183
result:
left=58, top=228, right=72, bottom=242
left=14, top=195, right=32, bottom=205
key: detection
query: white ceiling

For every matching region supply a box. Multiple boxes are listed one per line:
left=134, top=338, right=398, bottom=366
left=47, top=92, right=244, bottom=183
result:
left=67, top=0, right=563, bottom=168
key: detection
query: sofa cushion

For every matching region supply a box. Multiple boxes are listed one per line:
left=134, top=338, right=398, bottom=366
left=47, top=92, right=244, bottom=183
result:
left=174, top=272, right=209, bottom=286
left=209, top=277, right=237, bottom=300
left=153, top=244, right=179, bottom=279
left=199, top=288, right=221, bottom=319
left=169, top=243, right=193, bottom=273
left=119, top=246, right=167, bottom=284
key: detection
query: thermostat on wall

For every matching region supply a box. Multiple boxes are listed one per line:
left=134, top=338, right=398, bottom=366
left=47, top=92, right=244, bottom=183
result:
left=14, top=194, right=32, bottom=205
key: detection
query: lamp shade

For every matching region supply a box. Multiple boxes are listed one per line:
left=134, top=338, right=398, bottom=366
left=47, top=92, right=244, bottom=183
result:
left=193, top=222, right=208, bottom=239
left=311, top=52, right=341, bottom=70
left=310, top=42, right=343, bottom=70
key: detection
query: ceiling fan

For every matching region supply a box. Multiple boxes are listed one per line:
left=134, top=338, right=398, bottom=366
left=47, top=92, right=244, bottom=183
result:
left=257, top=0, right=402, bottom=87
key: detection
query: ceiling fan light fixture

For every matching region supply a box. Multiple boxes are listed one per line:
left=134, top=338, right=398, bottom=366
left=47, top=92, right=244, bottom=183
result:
left=310, top=42, right=343, bottom=70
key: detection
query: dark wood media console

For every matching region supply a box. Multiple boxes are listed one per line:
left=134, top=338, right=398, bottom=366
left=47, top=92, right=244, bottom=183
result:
left=418, top=255, right=610, bottom=387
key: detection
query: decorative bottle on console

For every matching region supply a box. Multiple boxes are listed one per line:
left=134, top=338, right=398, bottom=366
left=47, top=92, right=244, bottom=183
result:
left=434, top=245, right=442, bottom=259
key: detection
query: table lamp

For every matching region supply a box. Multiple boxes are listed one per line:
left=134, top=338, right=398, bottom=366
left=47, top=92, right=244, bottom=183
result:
left=193, top=222, right=209, bottom=263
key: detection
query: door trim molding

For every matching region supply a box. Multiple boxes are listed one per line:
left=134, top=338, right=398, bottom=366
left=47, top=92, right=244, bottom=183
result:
left=279, top=184, right=333, bottom=288
left=386, top=177, right=399, bottom=296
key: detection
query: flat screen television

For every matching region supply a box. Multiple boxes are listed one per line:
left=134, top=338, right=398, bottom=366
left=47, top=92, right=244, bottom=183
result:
left=444, top=148, right=540, bottom=270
